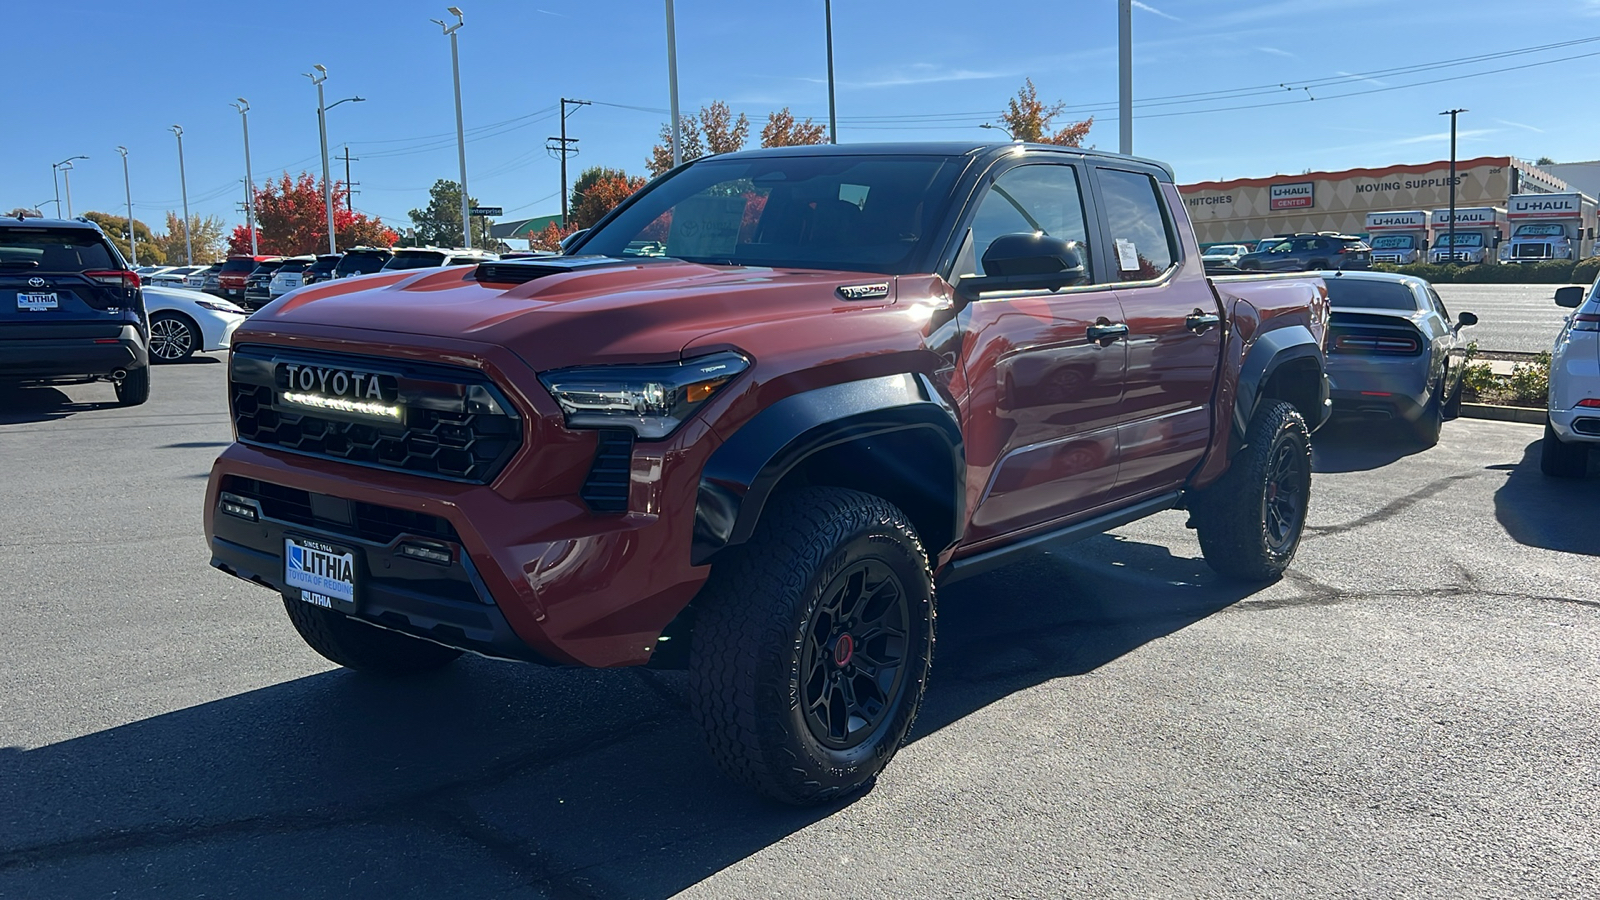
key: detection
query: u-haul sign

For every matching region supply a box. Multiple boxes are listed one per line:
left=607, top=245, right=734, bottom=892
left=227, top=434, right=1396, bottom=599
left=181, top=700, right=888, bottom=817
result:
left=1270, top=182, right=1315, bottom=210
left=1430, top=207, right=1503, bottom=227
left=1366, top=211, right=1427, bottom=230
left=1508, top=192, right=1583, bottom=219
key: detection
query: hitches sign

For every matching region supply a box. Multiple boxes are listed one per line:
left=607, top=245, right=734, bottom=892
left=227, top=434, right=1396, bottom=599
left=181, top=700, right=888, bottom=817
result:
left=1270, top=182, right=1315, bottom=210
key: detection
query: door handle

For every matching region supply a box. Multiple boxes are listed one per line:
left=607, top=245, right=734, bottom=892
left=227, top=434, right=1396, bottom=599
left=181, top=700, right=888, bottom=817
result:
left=1185, top=311, right=1221, bottom=333
left=1086, top=322, right=1130, bottom=343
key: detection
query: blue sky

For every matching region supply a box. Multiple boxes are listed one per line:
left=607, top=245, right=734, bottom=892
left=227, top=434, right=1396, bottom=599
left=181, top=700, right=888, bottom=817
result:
left=8, top=0, right=1600, bottom=233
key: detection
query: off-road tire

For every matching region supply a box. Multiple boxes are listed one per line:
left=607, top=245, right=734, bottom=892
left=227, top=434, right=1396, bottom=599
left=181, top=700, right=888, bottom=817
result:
left=149, top=311, right=198, bottom=363
left=114, top=366, right=150, bottom=406
left=1540, top=420, right=1590, bottom=478
left=1191, top=400, right=1311, bottom=582
left=688, top=487, right=935, bottom=805
left=282, top=596, right=463, bottom=674
left=1410, top=385, right=1444, bottom=447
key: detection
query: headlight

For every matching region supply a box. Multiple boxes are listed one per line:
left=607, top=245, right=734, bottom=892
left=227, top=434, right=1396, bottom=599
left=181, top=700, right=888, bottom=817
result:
left=539, top=351, right=750, bottom=439
left=196, top=299, right=247, bottom=315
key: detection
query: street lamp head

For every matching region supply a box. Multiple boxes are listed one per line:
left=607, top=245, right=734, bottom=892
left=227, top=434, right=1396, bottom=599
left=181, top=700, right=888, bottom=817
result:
left=170, top=124, right=183, bottom=137
left=233, top=97, right=249, bottom=113
left=314, top=63, right=327, bottom=74
left=115, top=146, right=127, bottom=157
left=979, top=123, right=1014, bottom=140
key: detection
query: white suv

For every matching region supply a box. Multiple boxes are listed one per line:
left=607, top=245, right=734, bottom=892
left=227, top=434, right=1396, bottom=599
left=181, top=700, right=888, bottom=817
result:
left=1544, top=280, right=1600, bottom=476
left=380, top=247, right=497, bottom=272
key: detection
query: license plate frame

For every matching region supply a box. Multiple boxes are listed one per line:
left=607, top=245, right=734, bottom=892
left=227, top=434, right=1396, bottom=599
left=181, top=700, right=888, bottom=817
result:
left=284, top=536, right=359, bottom=612
left=17, top=292, right=58, bottom=311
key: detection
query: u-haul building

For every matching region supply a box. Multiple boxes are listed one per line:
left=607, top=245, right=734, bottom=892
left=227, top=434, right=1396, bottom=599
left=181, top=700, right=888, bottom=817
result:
left=1179, top=156, right=1573, bottom=247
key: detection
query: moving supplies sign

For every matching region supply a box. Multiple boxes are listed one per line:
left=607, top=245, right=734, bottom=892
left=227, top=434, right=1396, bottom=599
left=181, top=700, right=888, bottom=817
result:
left=1270, top=182, right=1315, bottom=210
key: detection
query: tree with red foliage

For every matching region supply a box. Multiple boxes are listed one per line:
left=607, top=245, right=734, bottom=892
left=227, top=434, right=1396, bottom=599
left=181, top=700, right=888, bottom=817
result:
left=528, top=221, right=575, bottom=252
left=760, top=108, right=827, bottom=147
left=224, top=172, right=397, bottom=256
left=571, top=172, right=647, bottom=230
left=997, top=78, right=1093, bottom=147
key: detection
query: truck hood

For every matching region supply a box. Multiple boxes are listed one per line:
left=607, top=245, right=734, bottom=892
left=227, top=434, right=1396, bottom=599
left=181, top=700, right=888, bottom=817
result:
left=242, top=258, right=898, bottom=369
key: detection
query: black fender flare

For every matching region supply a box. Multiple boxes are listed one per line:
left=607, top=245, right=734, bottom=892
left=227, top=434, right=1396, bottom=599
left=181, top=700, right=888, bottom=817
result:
left=693, top=373, right=965, bottom=565
left=1233, top=324, right=1329, bottom=438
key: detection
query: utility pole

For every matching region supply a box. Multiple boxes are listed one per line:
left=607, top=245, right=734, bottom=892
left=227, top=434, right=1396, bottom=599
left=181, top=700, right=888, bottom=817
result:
left=116, top=146, right=136, bottom=265
left=824, top=0, right=837, bottom=144
left=665, top=0, right=681, bottom=167
left=307, top=65, right=337, bottom=255
left=548, top=98, right=589, bottom=224
left=338, top=145, right=360, bottom=214
left=432, top=7, right=470, bottom=249
left=1118, top=0, right=1132, bottom=155
left=1441, top=108, right=1467, bottom=265
left=233, top=98, right=258, bottom=255
left=171, top=126, right=192, bottom=265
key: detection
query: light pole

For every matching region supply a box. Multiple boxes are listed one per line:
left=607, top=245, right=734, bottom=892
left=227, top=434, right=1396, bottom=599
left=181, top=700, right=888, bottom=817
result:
left=115, top=146, right=136, bottom=265
left=1441, top=108, right=1467, bottom=265
left=233, top=98, right=258, bottom=255
left=431, top=8, right=471, bottom=249
left=61, top=161, right=79, bottom=218
left=665, top=0, right=681, bottom=167
left=1118, top=0, right=1132, bottom=155
left=979, top=123, right=1014, bottom=140
left=52, top=156, right=87, bottom=218
left=171, top=125, right=192, bottom=265
left=824, top=0, right=837, bottom=144
left=306, top=65, right=339, bottom=255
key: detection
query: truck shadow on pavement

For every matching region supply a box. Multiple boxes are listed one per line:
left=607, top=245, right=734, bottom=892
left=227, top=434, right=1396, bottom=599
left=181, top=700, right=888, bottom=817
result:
left=1311, top=417, right=1427, bottom=473
left=0, top=535, right=1257, bottom=899
left=1493, top=438, right=1600, bottom=557
left=0, top=386, right=118, bottom=425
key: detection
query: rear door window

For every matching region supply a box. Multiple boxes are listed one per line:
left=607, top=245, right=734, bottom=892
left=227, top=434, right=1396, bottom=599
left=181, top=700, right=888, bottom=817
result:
left=1094, top=168, right=1177, bottom=281
left=0, top=228, right=119, bottom=271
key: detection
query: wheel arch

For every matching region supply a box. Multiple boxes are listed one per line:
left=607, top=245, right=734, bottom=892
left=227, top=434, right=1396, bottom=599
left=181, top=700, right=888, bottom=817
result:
left=1235, top=324, right=1328, bottom=437
left=693, top=373, right=965, bottom=567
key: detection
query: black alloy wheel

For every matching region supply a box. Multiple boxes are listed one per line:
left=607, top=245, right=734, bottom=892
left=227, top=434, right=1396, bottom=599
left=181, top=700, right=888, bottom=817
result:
left=149, top=312, right=197, bottom=363
left=800, top=559, right=911, bottom=750
left=1262, top=438, right=1307, bottom=553
left=1191, top=400, right=1312, bottom=581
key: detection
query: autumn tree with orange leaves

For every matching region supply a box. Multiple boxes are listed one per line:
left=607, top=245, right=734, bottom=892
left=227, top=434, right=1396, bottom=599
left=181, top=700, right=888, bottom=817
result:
left=997, top=78, right=1093, bottom=146
left=760, top=108, right=827, bottom=147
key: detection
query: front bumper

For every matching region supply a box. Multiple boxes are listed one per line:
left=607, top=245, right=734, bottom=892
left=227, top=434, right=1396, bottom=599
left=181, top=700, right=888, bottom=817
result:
left=0, top=326, right=148, bottom=380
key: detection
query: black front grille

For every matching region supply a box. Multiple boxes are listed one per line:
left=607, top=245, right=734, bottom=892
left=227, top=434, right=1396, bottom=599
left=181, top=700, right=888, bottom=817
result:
left=230, top=345, right=522, bottom=483
left=581, top=429, right=634, bottom=513
left=1513, top=244, right=1550, bottom=259
left=222, top=475, right=460, bottom=544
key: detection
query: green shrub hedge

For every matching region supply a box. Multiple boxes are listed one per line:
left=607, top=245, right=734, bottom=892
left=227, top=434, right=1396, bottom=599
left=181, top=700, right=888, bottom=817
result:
left=1371, top=257, right=1600, bottom=285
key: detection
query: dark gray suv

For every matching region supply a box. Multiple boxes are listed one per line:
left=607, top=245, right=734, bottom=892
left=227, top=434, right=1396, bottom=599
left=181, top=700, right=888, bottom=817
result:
left=1237, top=234, right=1372, bottom=272
left=0, top=218, right=150, bottom=405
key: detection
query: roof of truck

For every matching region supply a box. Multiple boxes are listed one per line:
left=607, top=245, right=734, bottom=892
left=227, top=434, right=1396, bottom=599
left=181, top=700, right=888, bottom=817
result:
left=696, top=141, right=1176, bottom=181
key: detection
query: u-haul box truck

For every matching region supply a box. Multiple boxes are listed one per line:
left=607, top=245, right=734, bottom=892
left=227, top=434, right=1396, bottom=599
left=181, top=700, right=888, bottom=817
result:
left=1428, top=207, right=1507, bottom=264
left=1503, top=193, right=1596, bottom=262
left=1365, top=211, right=1429, bottom=265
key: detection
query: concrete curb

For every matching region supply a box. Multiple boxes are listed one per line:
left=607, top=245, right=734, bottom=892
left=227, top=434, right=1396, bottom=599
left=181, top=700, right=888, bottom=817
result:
left=1460, top=403, right=1545, bottom=425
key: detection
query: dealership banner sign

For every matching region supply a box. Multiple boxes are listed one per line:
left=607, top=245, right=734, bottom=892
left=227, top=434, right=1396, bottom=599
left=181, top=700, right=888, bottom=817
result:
left=1270, top=182, right=1315, bottom=210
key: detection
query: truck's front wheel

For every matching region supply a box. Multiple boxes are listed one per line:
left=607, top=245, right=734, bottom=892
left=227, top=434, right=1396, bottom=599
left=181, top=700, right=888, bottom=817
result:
left=688, top=488, right=935, bottom=805
left=282, top=597, right=463, bottom=675
left=1191, top=400, right=1311, bottom=582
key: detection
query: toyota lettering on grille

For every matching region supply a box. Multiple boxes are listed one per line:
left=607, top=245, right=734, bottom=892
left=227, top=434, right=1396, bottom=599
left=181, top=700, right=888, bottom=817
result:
left=275, top=363, right=402, bottom=420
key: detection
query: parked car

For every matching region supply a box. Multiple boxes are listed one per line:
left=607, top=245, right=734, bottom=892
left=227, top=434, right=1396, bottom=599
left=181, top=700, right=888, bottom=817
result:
left=185, top=263, right=222, bottom=290
left=207, top=141, right=1332, bottom=804
left=1236, top=234, right=1372, bottom=272
left=302, top=254, right=341, bottom=287
left=331, top=247, right=392, bottom=279
left=1323, top=271, right=1477, bottom=446
left=1255, top=237, right=1286, bottom=252
left=201, top=267, right=224, bottom=297
left=134, top=265, right=162, bottom=278
left=380, top=247, right=497, bottom=271
left=243, top=258, right=292, bottom=310
left=218, top=255, right=275, bottom=302
left=143, top=284, right=248, bottom=364
left=1544, top=280, right=1600, bottom=476
left=1201, top=243, right=1250, bottom=271
left=149, top=265, right=205, bottom=287
left=0, top=217, right=149, bottom=405
left=268, top=256, right=317, bottom=299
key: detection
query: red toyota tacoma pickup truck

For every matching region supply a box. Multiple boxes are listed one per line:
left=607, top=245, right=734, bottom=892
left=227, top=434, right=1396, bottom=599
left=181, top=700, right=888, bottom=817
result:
left=206, top=143, right=1329, bottom=803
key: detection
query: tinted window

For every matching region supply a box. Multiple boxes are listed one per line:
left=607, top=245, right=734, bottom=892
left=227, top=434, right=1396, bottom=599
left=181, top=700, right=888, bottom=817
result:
left=1323, top=278, right=1421, bottom=311
left=579, top=155, right=962, bottom=274
left=2, top=229, right=123, bottom=271
left=384, top=251, right=448, bottom=270
left=963, top=164, right=1092, bottom=280
left=309, top=256, right=340, bottom=273
left=221, top=257, right=263, bottom=274
left=1427, top=287, right=1450, bottom=320
left=1097, top=168, right=1175, bottom=280
left=335, top=251, right=390, bottom=275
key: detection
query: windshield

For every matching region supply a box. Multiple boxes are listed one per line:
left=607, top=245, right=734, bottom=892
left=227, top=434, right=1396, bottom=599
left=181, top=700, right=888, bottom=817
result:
left=576, top=155, right=963, bottom=274
left=1325, top=278, right=1420, bottom=311
left=336, top=252, right=390, bottom=275
left=383, top=251, right=448, bottom=270
left=1435, top=233, right=1483, bottom=247
left=1370, top=235, right=1416, bottom=249
left=1515, top=223, right=1566, bottom=237
left=0, top=228, right=120, bottom=271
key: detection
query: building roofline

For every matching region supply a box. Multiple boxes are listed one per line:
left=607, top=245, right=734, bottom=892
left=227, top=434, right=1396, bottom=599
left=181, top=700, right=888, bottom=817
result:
left=1180, top=156, right=1514, bottom=193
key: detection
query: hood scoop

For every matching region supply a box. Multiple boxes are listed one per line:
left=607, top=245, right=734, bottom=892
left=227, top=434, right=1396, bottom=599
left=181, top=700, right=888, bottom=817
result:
left=473, top=255, right=642, bottom=286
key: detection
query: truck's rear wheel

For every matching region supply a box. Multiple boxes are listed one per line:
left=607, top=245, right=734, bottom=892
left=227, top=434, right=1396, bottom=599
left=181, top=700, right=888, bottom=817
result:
left=688, top=487, right=935, bottom=805
left=282, top=597, right=462, bottom=674
left=1191, top=400, right=1311, bottom=582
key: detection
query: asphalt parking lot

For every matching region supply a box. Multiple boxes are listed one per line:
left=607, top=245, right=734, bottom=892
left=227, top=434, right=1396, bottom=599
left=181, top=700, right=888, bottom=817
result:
left=2, top=355, right=1597, bottom=900
left=1433, top=283, right=1572, bottom=354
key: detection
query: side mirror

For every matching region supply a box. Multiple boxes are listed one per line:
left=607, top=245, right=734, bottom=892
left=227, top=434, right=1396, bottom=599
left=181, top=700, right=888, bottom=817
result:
left=1555, top=285, right=1585, bottom=308
left=959, top=233, right=1088, bottom=299
left=1456, top=311, right=1478, bottom=328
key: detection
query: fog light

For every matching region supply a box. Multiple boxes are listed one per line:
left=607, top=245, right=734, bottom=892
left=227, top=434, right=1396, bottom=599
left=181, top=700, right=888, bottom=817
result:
left=399, top=541, right=453, bottom=565
left=219, top=492, right=259, bottom=521
left=1577, top=398, right=1600, bottom=408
